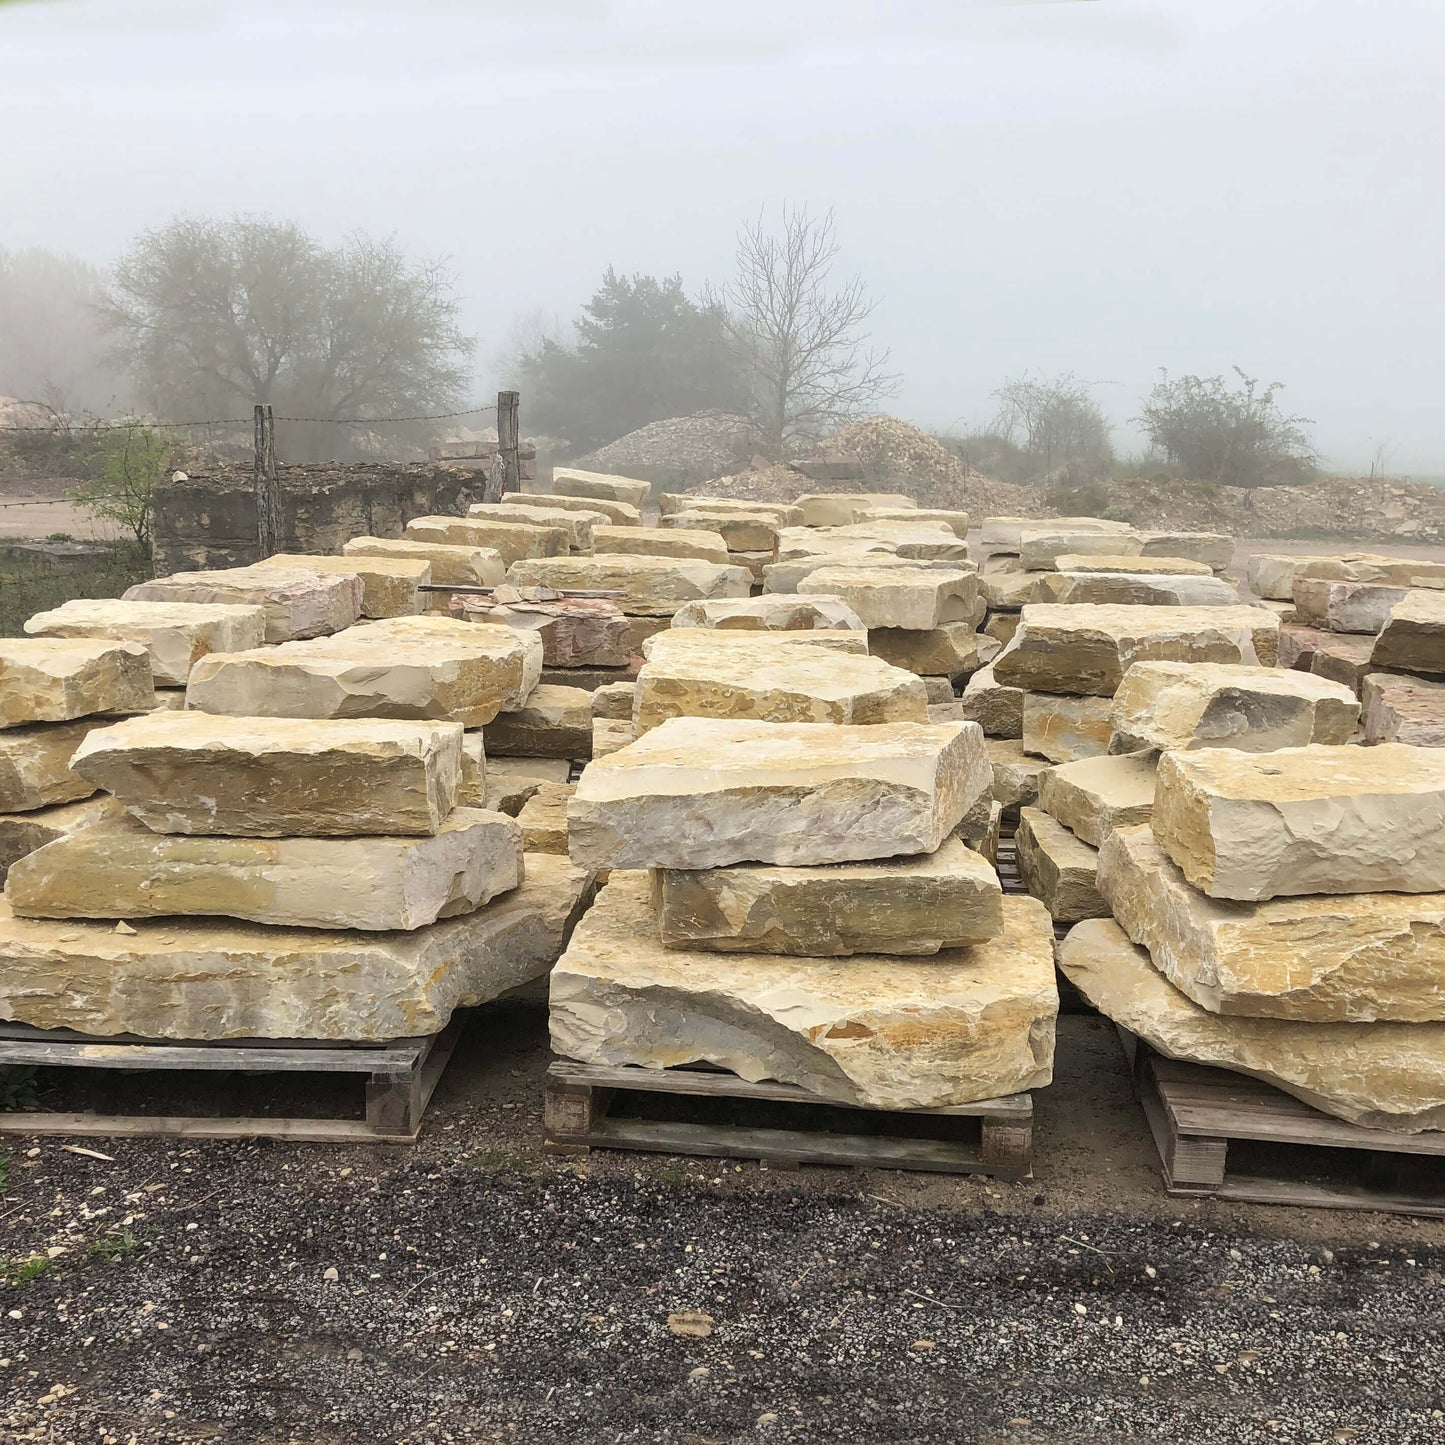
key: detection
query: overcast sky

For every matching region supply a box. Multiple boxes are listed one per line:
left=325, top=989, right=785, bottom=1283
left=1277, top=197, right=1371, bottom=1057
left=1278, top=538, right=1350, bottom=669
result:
left=4, top=0, right=1442, bottom=472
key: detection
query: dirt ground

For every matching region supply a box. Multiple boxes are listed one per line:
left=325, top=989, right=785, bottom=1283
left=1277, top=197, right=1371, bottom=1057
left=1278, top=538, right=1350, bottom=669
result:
left=0, top=475, right=121, bottom=542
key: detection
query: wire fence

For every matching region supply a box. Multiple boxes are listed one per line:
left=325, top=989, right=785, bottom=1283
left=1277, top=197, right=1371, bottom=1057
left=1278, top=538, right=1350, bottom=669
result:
left=0, top=403, right=499, bottom=433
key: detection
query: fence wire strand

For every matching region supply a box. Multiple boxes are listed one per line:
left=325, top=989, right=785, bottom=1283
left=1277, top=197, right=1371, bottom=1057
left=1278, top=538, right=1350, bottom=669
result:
left=0, top=403, right=500, bottom=433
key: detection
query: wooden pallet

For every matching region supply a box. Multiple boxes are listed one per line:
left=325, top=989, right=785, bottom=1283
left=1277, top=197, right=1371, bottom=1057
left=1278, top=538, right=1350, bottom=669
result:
left=0, top=1019, right=461, bottom=1144
left=1120, top=1030, right=1445, bottom=1217
left=544, top=1060, right=1033, bottom=1178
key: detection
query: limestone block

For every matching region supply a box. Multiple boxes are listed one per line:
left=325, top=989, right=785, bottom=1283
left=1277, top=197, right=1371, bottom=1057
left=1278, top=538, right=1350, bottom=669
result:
left=253, top=553, right=428, bottom=620
left=483, top=774, right=543, bottom=817
left=405, top=516, right=568, bottom=567
left=1278, top=622, right=1330, bottom=670
left=550, top=873, right=1056, bottom=1110
left=485, top=684, right=593, bottom=759
left=0, top=794, right=121, bottom=884
left=1372, top=590, right=1445, bottom=676
left=957, top=795, right=1004, bottom=865
left=855, top=507, right=970, bottom=539
left=1029, top=572, right=1241, bottom=608
left=1017, top=527, right=1144, bottom=570
left=793, top=493, right=916, bottom=528
left=660, top=497, right=801, bottom=524
left=774, top=528, right=898, bottom=563
left=539, top=663, right=637, bottom=691
left=489, top=757, right=571, bottom=784
left=987, top=739, right=1048, bottom=812
left=640, top=629, right=868, bottom=669
left=152, top=690, right=187, bottom=711
left=592, top=717, right=634, bottom=758
left=23, top=599, right=266, bottom=688
left=671, top=595, right=866, bottom=632
left=1098, top=823, right=1445, bottom=1022
left=993, top=605, right=1280, bottom=696
left=1108, top=662, right=1360, bottom=754
left=0, top=719, right=100, bottom=812
left=1139, top=532, right=1234, bottom=570
left=552, top=467, right=651, bottom=508
left=1057, top=554, right=1212, bottom=577
left=518, top=781, right=575, bottom=854
left=593, top=525, right=729, bottom=564
left=979, top=571, right=1037, bottom=611
left=8, top=806, right=524, bottom=931
left=983, top=613, right=1020, bottom=647
left=664, top=510, right=782, bottom=553
left=1310, top=633, right=1378, bottom=694
left=459, top=731, right=486, bottom=806
left=1152, top=743, right=1445, bottom=900
left=961, top=665, right=1023, bottom=739
left=186, top=617, right=542, bottom=727
left=591, top=681, right=636, bottom=720
left=728, top=550, right=772, bottom=583
left=1022, top=692, right=1113, bottom=763
left=1037, top=751, right=1156, bottom=848
left=1247, top=554, right=1318, bottom=601
left=1295, top=554, right=1445, bottom=588
left=826, top=521, right=971, bottom=564
left=1363, top=672, right=1445, bottom=746
left=804, top=566, right=978, bottom=631
left=924, top=677, right=955, bottom=705
left=1058, top=917, right=1445, bottom=1132
left=343, top=535, right=506, bottom=588
left=929, top=701, right=964, bottom=723
left=466, top=501, right=606, bottom=551
left=869, top=623, right=998, bottom=680
left=621, top=615, right=672, bottom=654
left=72, top=713, right=463, bottom=837
left=568, top=716, right=990, bottom=870
left=0, top=853, right=594, bottom=1041
left=510, top=491, right=641, bottom=527
left=1292, top=578, right=1407, bottom=634
left=634, top=638, right=928, bottom=734
left=764, top=550, right=951, bottom=593
left=126, top=566, right=361, bottom=644
left=1015, top=807, right=1107, bottom=924
left=462, top=599, right=629, bottom=669
left=0, top=639, right=153, bottom=728
left=655, top=835, right=1002, bottom=956
left=981, top=517, right=1132, bottom=550
left=506, top=554, right=752, bottom=616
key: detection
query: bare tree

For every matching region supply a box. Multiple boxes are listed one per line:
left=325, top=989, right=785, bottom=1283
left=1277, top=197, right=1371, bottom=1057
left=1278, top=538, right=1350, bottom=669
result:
left=991, top=371, right=1114, bottom=478
left=714, top=206, right=896, bottom=458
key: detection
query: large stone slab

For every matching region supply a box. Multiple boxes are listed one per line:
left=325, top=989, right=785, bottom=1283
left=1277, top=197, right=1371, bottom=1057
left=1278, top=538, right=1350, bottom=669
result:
left=0, top=718, right=100, bottom=812
left=793, top=493, right=916, bottom=528
left=654, top=835, right=1003, bottom=956
left=552, top=467, right=651, bottom=508
left=961, top=665, right=1024, bottom=738
left=568, top=717, right=990, bottom=870
left=0, top=853, right=592, bottom=1041
left=466, top=501, right=607, bottom=551
left=634, top=638, right=928, bottom=734
left=7, top=806, right=524, bottom=931
left=855, top=506, right=970, bottom=538
left=550, top=873, right=1056, bottom=1110
left=1108, top=662, right=1360, bottom=754
left=456, top=596, right=629, bottom=670
left=484, top=684, right=593, bottom=759
left=509, top=490, right=641, bottom=527
left=869, top=623, right=997, bottom=680
left=993, top=605, right=1280, bottom=696
left=518, top=781, right=575, bottom=854
left=979, top=570, right=1036, bottom=612
left=126, top=566, right=361, bottom=643
left=826, top=521, right=971, bottom=563
left=764, top=550, right=954, bottom=594
left=1247, top=554, right=1320, bottom=600
left=987, top=739, right=1048, bottom=812
left=1017, top=527, right=1144, bottom=570
left=1021, top=692, right=1113, bottom=763
left=405, top=515, right=568, bottom=566
left=72, top=713, right=463, bottom=837
left=1029, top=572, right=1241, bottom=608
left=186, top=617, right=542, bottom=727
left=1037, top=751, right=1156, bottom=848
left=1309, top=632, right=1377, bottom=695
left=1055, top=554, right=1212, bottom=577
left=593, top=525, right=729, bottom=564
left=0, top=639, right=154, bottom=728
left=23, top=599, right=267, bottom=688
left=343, top=535, right=506, bottom=588
left=506, top=554, right=752, bottom=616
left=1294, top=554, right=1445, bottom=588
left=981, top=516, right=1132, bottom=550
left=671, top=595, right=865, bottom=632
left=661, top=498, right=802, bottom=524
left=640, top=629, right=868, bottom=667
left=1363, top=672, right=1445, bottom=746
left=1058, top=917, right=1445, bottom=1131
left=1372, top=590, right=1445, bottom=677
left=1016, top=806, right=1106, bottom=923
left=254, top=553, right=428, bottom=619
left=0, top=794, right=121, bottom=884
left=1099, top=823, right=1445, bottom=1022
left=591, top=681, right=636, bottom=720
left=804, top=566, right=978, bottom=630
left=664, top=510, right=785, bottom=553
left=1292, top=578, right=1408, bottom=634
left=1138, top=532, right=1234, bottom=570
left=1153, top=743, right=1445, bottom=900
left=774, top=528, right=898, bottom=563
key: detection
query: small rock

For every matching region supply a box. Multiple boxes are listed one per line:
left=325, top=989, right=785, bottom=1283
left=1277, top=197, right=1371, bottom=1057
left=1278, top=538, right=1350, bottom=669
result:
left=113, top=920, right=137, bottom=936
left=667, top=1309, right=714, bottom=1339
left=910, top=1339, right=936, bottom=1352
left=323, top=1267, right=339, bottom=1282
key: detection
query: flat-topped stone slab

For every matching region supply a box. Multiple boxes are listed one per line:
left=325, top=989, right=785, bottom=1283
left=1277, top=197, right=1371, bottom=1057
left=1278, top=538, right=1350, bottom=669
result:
left=72, top=713, right=463, bottom=837
left=804, top=565, right=978, bottom=631
left=508, top=490, right=641, bottom=527
left=1015, top=807, right=1107, bottom=923
left=993, top=605, right=1280, bottom=696
left=670, top=594, right=865, bottom=632
left=1100, top=823, right=1445, bottom=1022
left=125, top=566, right=361, bottom=643
left=961, top=665, right=1023, bottom=738
left=1109, top=661, right=1360, bottom=754
left=517, top=780, right=575, bottom=854
left=593, top=526, right=729, bottom=564
left=1247, top=554, right=1322, bottom=600
left=506, top=554, right=752, bottom=616
left=568, top=716, right=990, bottom=870
left=1294, top=554, right=1445, bottom=588
left=1292, top=577, right=1408, bottom=634
left=0, top=718, right=100, bottom=813
left=1363, top=672, right=1445, bottom=746
left=406, top=515, right=568, bottom=566
left=869, top=623, right=997, bottom=680
left=466, top=501, right=607, bottom=551
left=793, top=493, right=916, bottom=528
left=0, top=638, right=153, bottom=728
left=484, top=684, right=593, bottom=759
left=552, top=467, right=650, bottom=508
left=550, top=873, right=1056, bottom=1111
left=1055, top=554, right=1212, bottom=577
left=458, top=596, right=629, bottom=670
left=1037, top=751, right=1156, bottom=848
left=23, top=599, right=266, bottom=688
left=1138, top=532, right=1234, bottom=570
left=981, top=516, right=1131, bottom=550
left=825, top=520, right=970, bottom=563
left=987, top=739, right=1049, bottom=812
left=1021, top=692, right=1113, bottom=763
left=0, top=794, right=120, bottom=884
left=1029, top=572, right=1241, bottom=607
left=764, top=550, right=955, bottom=594
left=343, top=535, right=506, bottom=588
left=1017, top=526, right=1144, bottom=570
left=1153, top=742, right=1445, bottom=900
left=855, top=506, right=970, bottom=538
left=1059, top=918, right=1445, bottom=1132
left=252, top=553, right=429, bottom=619
left=664, top=510, right=789, bottom=553
left=1372, top=590, right=1445, bottom=677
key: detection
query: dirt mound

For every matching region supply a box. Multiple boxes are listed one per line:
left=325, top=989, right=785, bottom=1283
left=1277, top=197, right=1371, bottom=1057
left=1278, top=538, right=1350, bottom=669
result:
left=572, top=411, right=758, bottom=490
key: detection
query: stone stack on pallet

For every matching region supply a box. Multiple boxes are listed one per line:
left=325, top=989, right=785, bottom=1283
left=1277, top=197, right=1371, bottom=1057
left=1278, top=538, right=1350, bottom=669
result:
left=1058, top=742, right=1445, bottom=1134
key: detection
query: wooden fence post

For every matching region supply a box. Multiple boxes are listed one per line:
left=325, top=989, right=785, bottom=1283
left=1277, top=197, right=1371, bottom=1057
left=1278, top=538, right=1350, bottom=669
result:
left=497, top=390, right=521, bottom=495
left=253, top=404, right=280, bottom=557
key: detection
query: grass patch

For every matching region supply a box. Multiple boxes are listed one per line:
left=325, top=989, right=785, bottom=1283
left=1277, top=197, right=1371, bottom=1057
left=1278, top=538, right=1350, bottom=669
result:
left=0, top=542, right=154, bottom=637
left=88, top=1225, right=142, bottom=1264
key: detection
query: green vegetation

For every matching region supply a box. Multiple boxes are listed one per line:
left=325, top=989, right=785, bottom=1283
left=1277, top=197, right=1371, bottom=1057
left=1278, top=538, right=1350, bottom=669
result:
left=88, top=1225, right=141, bottom=1264
left=67, top=418, right=172, bottom=546
left=0, top=542, right=153, bottom=638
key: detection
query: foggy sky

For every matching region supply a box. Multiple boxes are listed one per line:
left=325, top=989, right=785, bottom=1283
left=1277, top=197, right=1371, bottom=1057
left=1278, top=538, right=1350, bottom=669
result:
left=3, top=0, right=1443, bottom=473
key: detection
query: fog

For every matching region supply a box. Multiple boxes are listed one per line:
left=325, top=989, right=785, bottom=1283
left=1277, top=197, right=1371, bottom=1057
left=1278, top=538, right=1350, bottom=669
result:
left=2, top=0, right=1442, bottom=473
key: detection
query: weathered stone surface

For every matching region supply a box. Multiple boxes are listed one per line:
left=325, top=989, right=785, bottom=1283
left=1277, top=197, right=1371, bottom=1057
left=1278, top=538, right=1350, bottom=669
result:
left=1058, top=553, right=1212, bottom=577
left=0, top=719, right=100, bottom=812
left=343, top=535, right=506, bottom=588
left=1058, top=917, right=1445, bottom=1131
left=983, top=613, right=1020, bottom=647
left=23, top=599, right=267, bottom=688
left=987, top=739, right=1048, bottom=811
left=827, top=521, right=971, bottom=564
left=774, top=528, right=898, bottom=563
left=664, top=510, right=783, bottom=553
left=126, top=566, right=361, bottom=643
left=1247, top=554, right=1319, bottom=600
left=1099, top=823, right=1445, bottom=1022
left=8, top=806, right=524, bottom=931
left=406, top=515, right=568, bottom=566
left=1029, top=572, right=1241, bottom=608
left=660, top=495, right=800, bottom=522
left=655, top=835, right=1002, bottom=956
left=634, top=639, right=928, bottom=734
left=457, top=598, right=629, bottom=670
left=506, top=554, right=751, bottom=616
left=924, top=677, right=955, bottom=705
left=793, top=493, right=916, bottom=528
left=994, top=605, right=1280, bottom=696
left=1037, top=751, right=1156, bottom=848
left=568, top=717, right=990, bottom=870
left=1138, top=532, right=1234, bottom=570
left=671, top=595, right=865, bottom=632
left=1017, top=527, right=1144, bottom=570
left=981, top=517, right=1132, bottom=550
left=1108, top=662, right=1360, bottom=754
left=593, top=525, right=729, bottom=563
left=591, top=681, right=636, bottom=720
left=553, top=467, right=651, bottom=508
left=466, top=501, right=606, bottom=551
left=957, top=795, right=1004, bottom=865
left=187, top=617, right=542, bottom=727
left=728, top=550, right=771, bottom=584
left=805, top=566, right=978, bottom=631
left=764, top=550, right=952, bottom=593
left=979, top=570, right=1036, bottom=611
left=0, top=794, right=121, bottom=883
left=551, top=873, right=1056, bottom=1110
left=1372, top=590, right=1445, bottom=676
left=254, top=553, right=428, bottom=619
left=0, top=853, right=593, bottom=1041
left=485, top=684, right=593, bottom=759
left=459, top=730, right=486, bottom=806
left=1278, top=622, right=1329, bottom=670
left=869, top=623, right=998, bottom=679
left=518, top=781, right=575, bottom=854
left=1292, top=578, right=1407, bottom=634
left=1022, top=692, right=1113, bottom=763
left=510, top=490, right=641, bottom=527
left=592, top=717, right=634, bottom=758
left=0, top=639, right=153, bottom=728
left=1016, top=807, right=1107, bottom=923
left=961, top=665, right=1023, bottom=739
left=72, top=713, right=463, bottom=837
left=539, top=663, right=637, bottom=691
left=1153, top=743, right=1445, bottom=900
left=855, top=506, right=970, bottom=538
left=621, top=615, right=672, bottom=655
left=1295, top=554, right=1445, bottom=588
left=1363, top=672, right=1445, bottom=746
left=1309, top=633, right=1377, bottom=694
left=641, top=629, right=867, bottom=665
